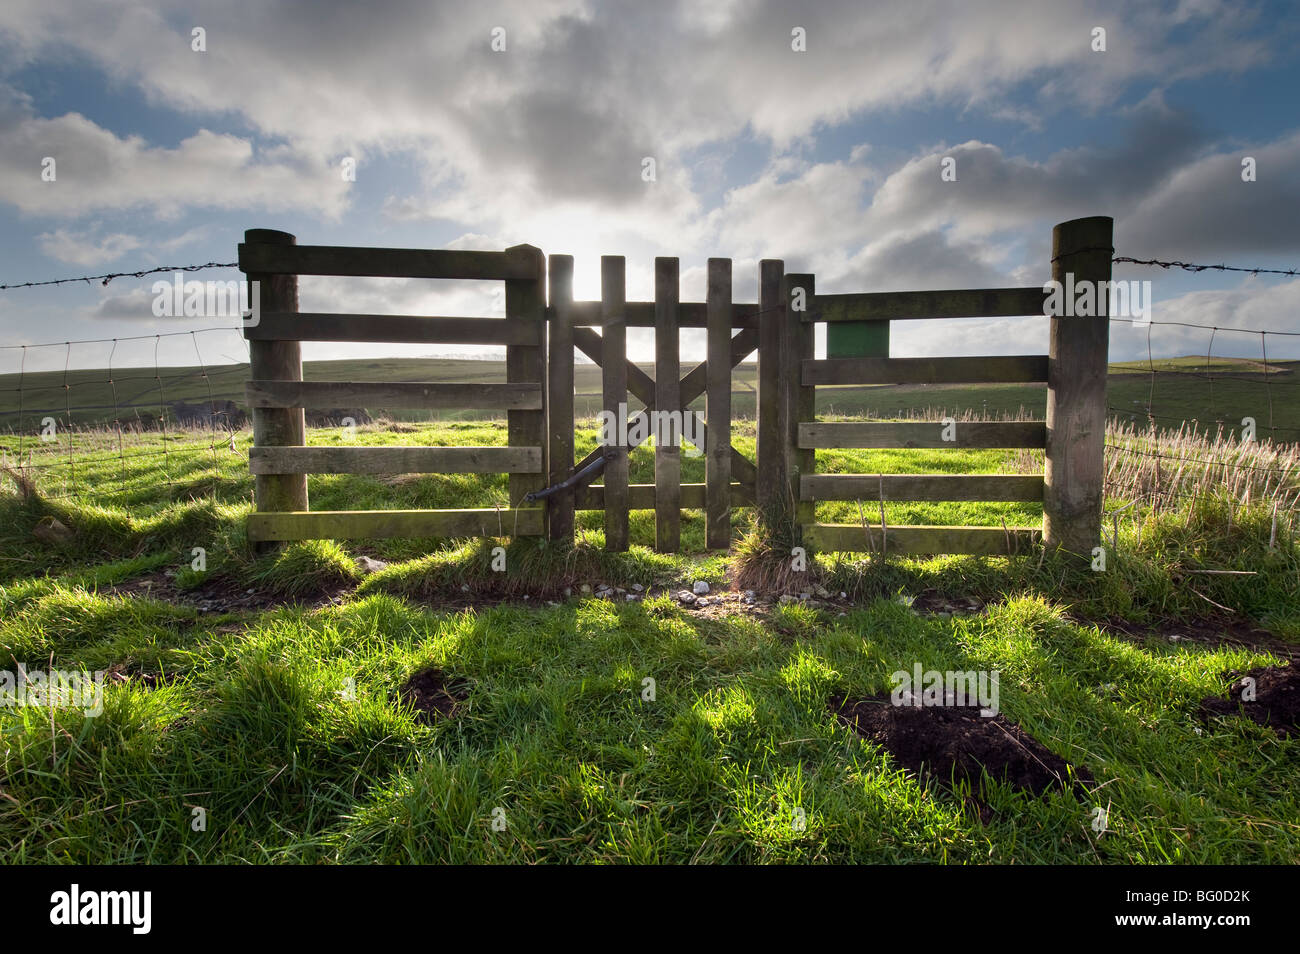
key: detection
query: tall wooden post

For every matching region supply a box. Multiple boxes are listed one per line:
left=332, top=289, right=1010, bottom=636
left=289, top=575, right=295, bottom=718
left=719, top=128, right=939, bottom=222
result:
left=602, top=256, right=629, bottom=551
left=781, top=273, right=816, bottom=539
left=654, top=257, right=681, bottom=552
left=547, top=254, right=575, bottom=542
left=706, top=258, right=733, bottom=549
left=1044, top=216, right=1113, bottom=558
left=756, top=259, right=785, bottom=519
left=505, top=244, right=547, bottom=509
left=243, top=229, right=306, bottom=546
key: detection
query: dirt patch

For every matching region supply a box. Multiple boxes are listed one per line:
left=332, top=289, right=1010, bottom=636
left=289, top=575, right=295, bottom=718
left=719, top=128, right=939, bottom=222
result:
left=1198, top=665, right=1300, bottom=737
left=398, top=668, right=469, bottom=723
left=106, top=570, right=351, bottom=614
left=908, top=590, right=987, bottom=617
left=832, top=693, right=1094, bottom=822
left=1096, top=615, right=1297, bottom=659
left=104, top=662, right=174, bottom=689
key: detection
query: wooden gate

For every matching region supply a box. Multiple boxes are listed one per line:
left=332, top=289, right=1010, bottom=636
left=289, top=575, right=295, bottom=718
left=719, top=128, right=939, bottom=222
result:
left=239, top=229, right=547, bottom=544
left=545, top=256, right=763, bottom=551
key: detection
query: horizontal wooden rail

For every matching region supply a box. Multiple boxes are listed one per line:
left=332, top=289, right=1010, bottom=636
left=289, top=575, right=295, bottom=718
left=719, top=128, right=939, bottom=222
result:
left=798, top=421, right=1046, bottom=449
left=804, top=523, right=1042, bottom=555
left=800, top=474, right=1044, bottom=501
left=245, top=381, right=543, bottom=411
left=806, top=287, right=1047, bottom=322
left=238, top=244, right=540, bottom=281
left=247, top=507, right=544, bottom=542
left=563, top=301, right=763, bottom=328
left=803, top=355, right=1047, bottom=386
left=245, top=312, right=540, bottom=345
left=249, top=445, right=542, bottom=475
left=575, top=482, right=755, bottom=511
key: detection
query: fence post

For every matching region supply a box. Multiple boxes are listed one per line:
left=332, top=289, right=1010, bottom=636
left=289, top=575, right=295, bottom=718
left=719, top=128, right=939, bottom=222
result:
left=756, top=259, right=785, bottom=520
left=602, top=256, right=629, bottom=551
left=1043, top=216, right=1113, bottom=558
left=654, top=257, right=681, bottom=552
left=505, top=244, right=547, bottom=510
left=781, top=273, right=816, bottom=540
left=243, top=229, right=306, bottom=545
left=547, top=254, right=575, bottom=542
left=706, top=258, right=733, bottom=549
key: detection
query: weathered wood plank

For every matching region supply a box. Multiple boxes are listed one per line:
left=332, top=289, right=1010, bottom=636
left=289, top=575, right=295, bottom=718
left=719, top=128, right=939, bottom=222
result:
left=245, top=312, right=540, bottom=345
left=566, top=301, right=762, bottom=328
left=756, top=259, right=784, bottom=516
left=798, top=421, right=1046, bottom=449
left=706, top=258, right=732, bottom=549
left=602, top=256, right=629, bottom=551
left=1044, top=216, right=1112, bottom=557
left=800, top=474, right=1045, bottom=502
left=575, top=483, right=755, bottom=511
left=679, top=326, right=758, bottom=404
left=249, top=445, right=541, bottom=475
left=782, top=274, right=817, bottom=532
left=237, top=243, right=539, bottom=281
left=572, top=326, right=656, bottom=402
left=804, top=523, right=1042, bottom=555
left=245, top=380, right=541, bottom=410
left=247, top=507, right=544, bottom=542
left=803, top=355, right=1048, bottom=386
left=655, top=257, right=681, bottom=552
left=506, top=244, right=547, bottom=506
left=547, top=254, right=576, bottom=542
left=807, top=287, right=1048, bottom=322
left=244, top=230, right=307, bottom=529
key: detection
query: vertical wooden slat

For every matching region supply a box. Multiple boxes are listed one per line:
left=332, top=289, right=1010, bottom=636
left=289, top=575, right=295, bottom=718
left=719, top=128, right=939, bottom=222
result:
left=244, top=229, right=306, bottom=550
left=706, top=258, right=732, bottom=549
left=654, top=257, right=681, bottom=552
left=505, top=244, right=547, bottom=508
left=602, top=256, right=629, bottom=551
left=1044, top=216, right=1112, bottom=558
left=547, top=254, right=575, bottom=542
left=756, top=259, right=784, bottom=518
left=782, top=273, right=817, bottom=537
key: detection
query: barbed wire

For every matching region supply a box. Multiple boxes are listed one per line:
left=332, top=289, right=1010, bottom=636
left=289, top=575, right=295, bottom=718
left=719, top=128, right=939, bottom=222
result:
left=0, top=262, right=238, bottom=291
left=1113, top=255, right=1299, bottom=278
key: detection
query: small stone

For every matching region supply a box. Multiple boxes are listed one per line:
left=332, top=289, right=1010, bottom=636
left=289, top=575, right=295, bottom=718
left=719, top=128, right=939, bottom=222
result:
left=547, top=601, right=559, bottom=607
left=563, top=587, right=573, bottom=597
left=625, top=593, right=636, bottom=602
left=677, top=590, right=696, bottom=605
left=778, top=594, right=795, bottom=604
left=355, top=555, right=388, bottom=575
left=813, top=584, right=829, bottom=598
left=798, top=592, right=810, bottom=601
left=461, top=584, right=470, bottom=593
left=693, top=580, right=710, bottom=595
left=523, top=594, right=530, bottom=600
left=837, top=612, right=847, bottom=618
left=580, top=584, right=592, bottom=595
left=246, top=588, right=255, bottom=595
left=744, top=590, right=756, bottom=600
left=32, top=516, right=74, bottom=546
left=839, top=591, right=847, bottom=599
left=631, top=583, right=644, bottom=592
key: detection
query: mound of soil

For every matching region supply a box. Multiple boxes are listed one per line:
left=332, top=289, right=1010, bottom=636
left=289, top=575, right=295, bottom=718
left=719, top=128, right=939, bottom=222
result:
left=832, top=693, right=1094, bottom=821
left=398, top=668, right=469, bottom=723
left=1198, top=665, right=1299, bottom=737
left=1097, top=616, right=1297, bottom=660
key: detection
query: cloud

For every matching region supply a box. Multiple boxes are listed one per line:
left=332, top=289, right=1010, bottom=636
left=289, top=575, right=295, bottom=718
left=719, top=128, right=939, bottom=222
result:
left=38, top=227, right=142, bottom=266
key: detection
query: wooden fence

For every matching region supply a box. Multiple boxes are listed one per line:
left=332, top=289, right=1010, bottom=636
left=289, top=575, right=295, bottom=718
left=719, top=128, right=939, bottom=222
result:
left=240, top=216, right=1111, bottom=560
left=240, top=229, right=547, bottom=544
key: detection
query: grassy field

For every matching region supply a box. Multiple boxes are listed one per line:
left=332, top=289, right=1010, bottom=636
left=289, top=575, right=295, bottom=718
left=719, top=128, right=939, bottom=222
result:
left=1, top=416, right=1297, bottom=864
left=4, top=355, right=1299, bottom=441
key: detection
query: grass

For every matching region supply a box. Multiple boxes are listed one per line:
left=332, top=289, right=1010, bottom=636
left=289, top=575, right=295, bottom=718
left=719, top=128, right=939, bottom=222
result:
left=0, top=416, right=1297, bottom=863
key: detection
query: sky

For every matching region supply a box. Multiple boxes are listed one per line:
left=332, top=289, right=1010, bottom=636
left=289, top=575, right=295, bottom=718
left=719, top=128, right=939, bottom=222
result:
left=1, top=0, right=1298, bottom=374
